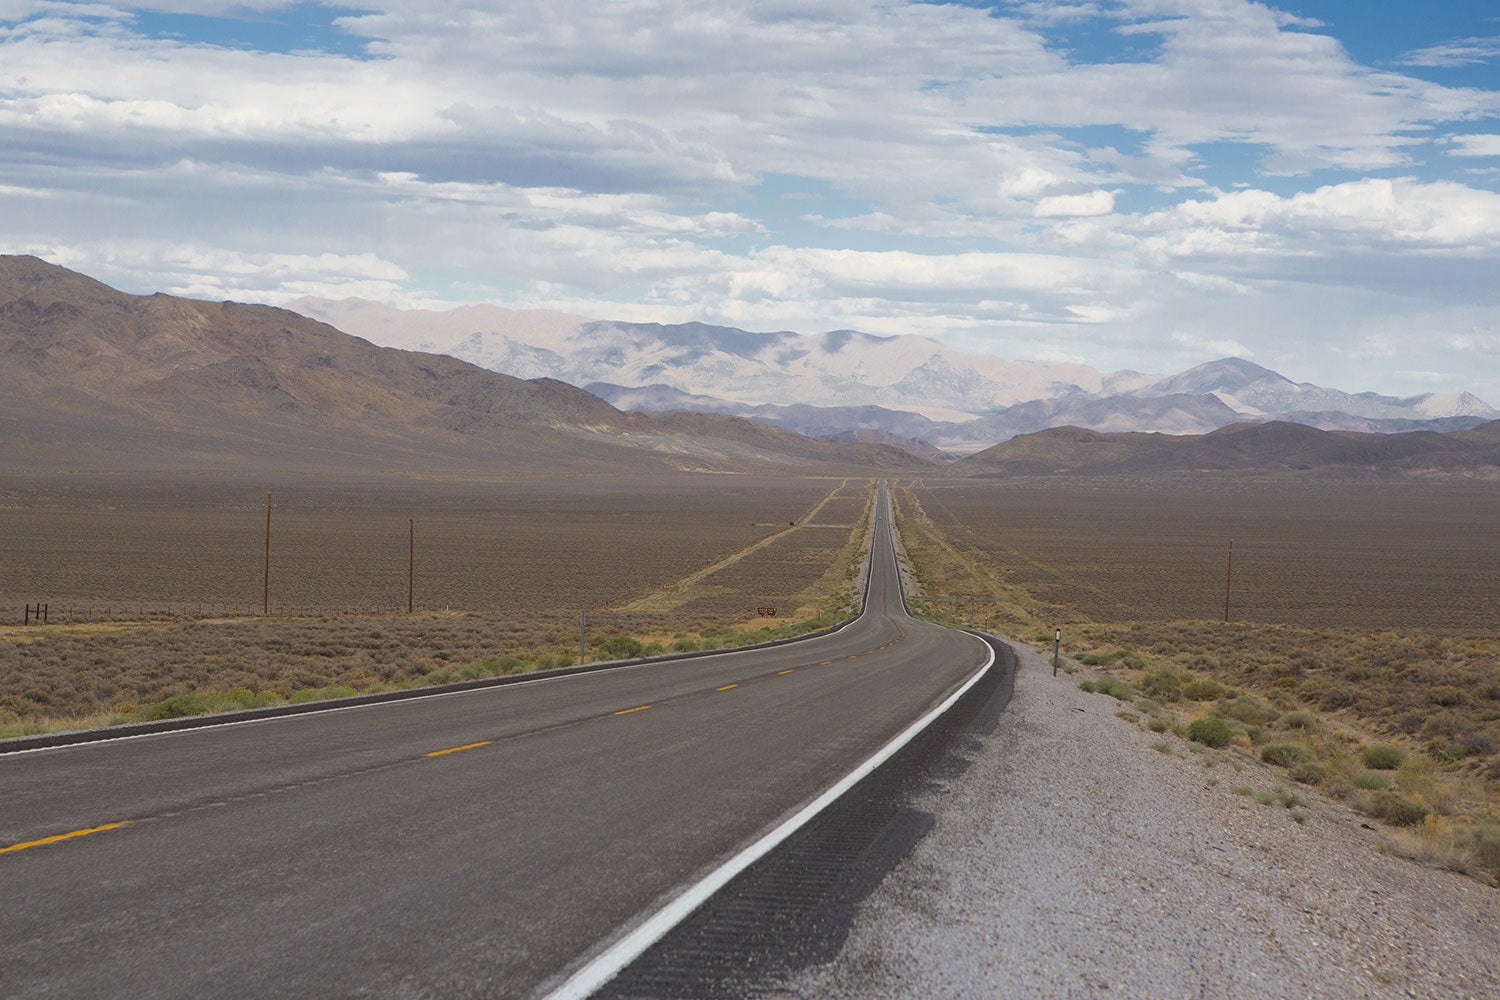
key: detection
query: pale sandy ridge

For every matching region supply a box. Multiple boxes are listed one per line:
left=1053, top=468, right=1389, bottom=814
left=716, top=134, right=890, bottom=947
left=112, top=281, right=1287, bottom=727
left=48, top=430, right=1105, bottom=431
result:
left=779, top=641, right=1500, bottom=999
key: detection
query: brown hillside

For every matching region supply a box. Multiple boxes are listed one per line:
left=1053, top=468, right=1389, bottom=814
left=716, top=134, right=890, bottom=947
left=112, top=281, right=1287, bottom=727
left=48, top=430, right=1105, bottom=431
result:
left=0, top=256, right=928, bottom=475
left=950, top=420, right=1500, bottom=478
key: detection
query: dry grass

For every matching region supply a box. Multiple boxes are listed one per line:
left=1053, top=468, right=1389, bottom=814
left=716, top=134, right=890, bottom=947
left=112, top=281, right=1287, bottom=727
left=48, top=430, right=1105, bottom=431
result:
left=0, top=473, right=873, bottom=738
left=896, top=474, right=1500, bottom=885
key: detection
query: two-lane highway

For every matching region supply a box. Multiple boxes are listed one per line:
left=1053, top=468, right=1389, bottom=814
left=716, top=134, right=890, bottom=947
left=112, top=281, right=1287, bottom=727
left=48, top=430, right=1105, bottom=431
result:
left=0, top=483, right=990, bottom=998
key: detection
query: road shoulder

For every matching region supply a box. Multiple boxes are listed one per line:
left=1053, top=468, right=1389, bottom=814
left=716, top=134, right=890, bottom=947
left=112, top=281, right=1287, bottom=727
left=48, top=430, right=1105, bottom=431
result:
left=778, top=640, right=1500, bottom=999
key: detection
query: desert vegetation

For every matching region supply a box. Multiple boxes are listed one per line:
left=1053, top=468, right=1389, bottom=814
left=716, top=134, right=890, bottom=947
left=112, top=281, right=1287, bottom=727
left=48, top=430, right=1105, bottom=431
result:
left=893, top=474, right=1500, bottom=884
left=0, top=473, right=873, bottom=738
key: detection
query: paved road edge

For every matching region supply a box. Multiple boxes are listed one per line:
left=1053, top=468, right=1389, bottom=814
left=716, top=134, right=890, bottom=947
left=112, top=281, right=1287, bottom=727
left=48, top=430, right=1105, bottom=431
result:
left=539, top=628, right=997, bottom=1000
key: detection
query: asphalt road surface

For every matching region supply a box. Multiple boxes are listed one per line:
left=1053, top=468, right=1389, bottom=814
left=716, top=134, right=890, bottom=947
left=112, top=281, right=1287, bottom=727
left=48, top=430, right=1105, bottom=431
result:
left=0, top=484, right=990, bottom=998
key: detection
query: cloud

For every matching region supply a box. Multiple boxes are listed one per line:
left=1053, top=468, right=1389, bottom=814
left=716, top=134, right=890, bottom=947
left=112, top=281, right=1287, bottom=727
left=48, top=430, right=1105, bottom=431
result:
left=1034, top=190, right=1116, bottom=217
left=1447, top=134, right=1500, bottom=157
left=0, top=1, right=1499, bottom=399
left=1400, top=35, right=1500, bottom=68
left=1132, top=178, right=1500, bottom=258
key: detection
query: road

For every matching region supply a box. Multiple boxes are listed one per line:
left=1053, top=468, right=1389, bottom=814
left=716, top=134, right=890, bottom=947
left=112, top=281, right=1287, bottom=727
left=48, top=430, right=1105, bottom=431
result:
left=0, top=484, right=990, bottom=999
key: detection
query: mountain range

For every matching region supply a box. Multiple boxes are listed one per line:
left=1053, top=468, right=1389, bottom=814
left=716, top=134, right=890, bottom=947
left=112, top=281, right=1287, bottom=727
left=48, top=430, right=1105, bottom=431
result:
left=290, top=298, right=1497, bottom=454
left=6, top=256, right=1498, bottom=482
left=0, top=256, right=924, bottom=476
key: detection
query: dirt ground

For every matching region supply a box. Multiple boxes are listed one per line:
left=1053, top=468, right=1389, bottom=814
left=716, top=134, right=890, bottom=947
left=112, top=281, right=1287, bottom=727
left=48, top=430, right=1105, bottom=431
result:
left=0, top=472, right=870, bottom=732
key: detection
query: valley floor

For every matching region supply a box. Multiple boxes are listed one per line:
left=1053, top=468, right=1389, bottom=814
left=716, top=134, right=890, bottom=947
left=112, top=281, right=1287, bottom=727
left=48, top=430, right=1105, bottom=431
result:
left=779, top=640, right=1500, bottom=1000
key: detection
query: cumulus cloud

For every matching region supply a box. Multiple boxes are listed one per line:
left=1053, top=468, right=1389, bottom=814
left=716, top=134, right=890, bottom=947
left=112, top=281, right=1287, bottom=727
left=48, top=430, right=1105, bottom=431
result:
left=0, top=0, right=1498, bottom=397
left=1034, top=190, right=1116, bottom=217
left=1133, top=178, right=1500, bottom=257
left=1447, top=134, right=1500, bottom=157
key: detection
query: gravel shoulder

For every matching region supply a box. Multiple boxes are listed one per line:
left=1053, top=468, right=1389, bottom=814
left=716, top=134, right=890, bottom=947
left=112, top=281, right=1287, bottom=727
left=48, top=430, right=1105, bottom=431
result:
left=780, top=640, right=1500, bottom=999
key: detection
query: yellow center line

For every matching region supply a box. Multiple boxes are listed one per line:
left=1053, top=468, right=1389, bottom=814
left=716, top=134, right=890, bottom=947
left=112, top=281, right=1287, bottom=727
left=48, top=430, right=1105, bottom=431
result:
left=614, top=705, right=652, bottom=715
left=1, top=821, right=133, bottom=856
left=820, top=660, right=832, bottom=665
left=778, top=669, right=794, bottom=675
left=716, top=684, right=738, bottom=691
left=425, top=741, right=493, bottom=758
left=848, top=655, right=858, bottom=659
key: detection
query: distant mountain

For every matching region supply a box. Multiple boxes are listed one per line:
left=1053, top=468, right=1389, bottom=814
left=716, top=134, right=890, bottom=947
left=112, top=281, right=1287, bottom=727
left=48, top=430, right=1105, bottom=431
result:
left=950, top=421, right=1500, bottom=478
left=938, top=393, right=1241, bottom=452
left=292, top=297, right=1494, bottom=452
left=1129, top=358, right=1498, bottom=422
left=0, top=257, right=928, bottom=475
left=290, top=297, right=1143, bottom=422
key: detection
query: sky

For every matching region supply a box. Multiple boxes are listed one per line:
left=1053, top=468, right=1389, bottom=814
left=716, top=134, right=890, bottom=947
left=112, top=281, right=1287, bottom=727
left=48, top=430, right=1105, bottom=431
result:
left=3, top=1, right=1500, bottom=399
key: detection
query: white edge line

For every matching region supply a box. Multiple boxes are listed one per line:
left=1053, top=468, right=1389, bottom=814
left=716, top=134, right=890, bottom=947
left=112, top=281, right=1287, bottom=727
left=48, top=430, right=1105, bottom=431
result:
left=540, top=629, right=997, bottom=1000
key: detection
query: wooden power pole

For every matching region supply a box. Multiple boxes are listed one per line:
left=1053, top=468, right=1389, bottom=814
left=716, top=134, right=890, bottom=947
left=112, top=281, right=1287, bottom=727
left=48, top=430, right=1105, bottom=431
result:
left=1224, top=538, right=1233, bottom=623
left=263, top=493, right=272, bottom=616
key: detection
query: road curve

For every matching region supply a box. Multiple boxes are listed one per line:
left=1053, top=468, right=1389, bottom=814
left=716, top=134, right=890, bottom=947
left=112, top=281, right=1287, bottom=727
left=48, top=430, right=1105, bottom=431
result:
left=0, top=482, right=989, bottom=999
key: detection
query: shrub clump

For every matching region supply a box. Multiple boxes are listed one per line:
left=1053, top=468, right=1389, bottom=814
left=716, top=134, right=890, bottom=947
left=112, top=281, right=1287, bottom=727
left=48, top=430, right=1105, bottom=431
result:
left=1261, top=743, right=1316, bottom=768
left=1188, top=716, right=1234, bottom=748
left=140, top=693, right=211, bottom=720
left=1289, top=763, right=1324, bottom=785
left=1471, top=822, right=1500, bottom=878
left=1141, top=668, right=1184, bottom=702
left=1181, top=678, right=1224, bottom=701
left=597, top=635, right=645, bottom=660
left=1362, top=743, right=1407, bottom=770
left=1365, top=791, right=1429, bottom=827
left=1218, top=695, right=1280, bottom=727
left=1281, top=710, right=1318, bottom=731
left=1079, top=677, right=1134, bottom=701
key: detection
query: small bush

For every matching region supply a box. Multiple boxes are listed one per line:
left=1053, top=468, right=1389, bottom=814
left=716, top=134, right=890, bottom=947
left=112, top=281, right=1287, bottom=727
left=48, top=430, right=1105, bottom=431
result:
left=1362, top=743, right=1407, bottom=770
left=1219, top=695, right=1280, bottom=727
left=1281, top=710, right=1318, bottom=731
left=490, top=655, right=526, bottom=674
left=598, top=635, right=645, bottom=660
left=1289, top=763, right=1324, bottom=786
left=141, top=693, right=210, bottom=720
left=1275, top=787, right=1308, bottom=809
left=1148, top=717, right=1170, bottom=733
left=1181, top=678, right=1224, bottom=701
left=1365, top=791, right=1429, bottom=827
left=1141, top=669, right=1183, bottom=702
left=1261, top=743, right=1316, bottom=768
left=1188, top=716, right=1234, bottom=748
left=1079, top=677, right=1134, bottom=701
left=671, top=636, right=699, bottom=652
left=1353, top=770, right=1391, bottom=790
left=1472, top=822, right=1500, bottom=877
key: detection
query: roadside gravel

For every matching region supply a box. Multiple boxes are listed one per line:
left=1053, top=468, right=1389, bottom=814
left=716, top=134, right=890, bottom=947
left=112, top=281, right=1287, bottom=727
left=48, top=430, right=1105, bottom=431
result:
left=779, top=640, right=1500, bottom=999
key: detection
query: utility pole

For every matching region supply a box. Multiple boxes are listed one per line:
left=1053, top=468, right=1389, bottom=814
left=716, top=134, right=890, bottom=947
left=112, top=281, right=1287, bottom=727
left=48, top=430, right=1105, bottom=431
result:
left=263, top=493, right=272, bottom=616
left=1224, top=538, right=1233, bottom=623
left=408, top=519, right=415, bottom=613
